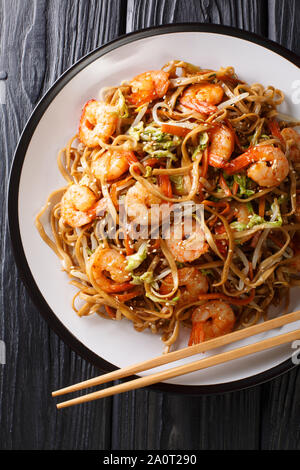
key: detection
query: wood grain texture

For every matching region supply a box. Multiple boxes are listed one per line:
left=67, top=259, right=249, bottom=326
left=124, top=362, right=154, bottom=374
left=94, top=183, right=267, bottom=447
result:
left=1, top=0, right=300, bottom=451
left=21, top=0, right=47, bottom=104
left=112, top=387, right=261, bottom=450
left=261, top=367, right=300, bottom=449
left=268, top=0, right=300, bottom=56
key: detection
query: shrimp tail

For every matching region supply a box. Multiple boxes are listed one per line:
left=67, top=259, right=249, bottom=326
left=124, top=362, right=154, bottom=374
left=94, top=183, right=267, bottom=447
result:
left=224, top=144, right=277, bottom=175
left=208, top=153, right=229, bottom=168
left=223, top=148, right=255, bottom=174
left=188, top=322, right=205, bottom=346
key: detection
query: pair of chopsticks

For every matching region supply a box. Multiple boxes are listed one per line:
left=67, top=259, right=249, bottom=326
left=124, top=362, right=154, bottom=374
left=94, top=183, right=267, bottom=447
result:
left=53, top=310, right=300, bottom=408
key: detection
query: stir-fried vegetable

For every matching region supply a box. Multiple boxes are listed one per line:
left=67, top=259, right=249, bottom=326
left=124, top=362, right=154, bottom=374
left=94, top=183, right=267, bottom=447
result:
left=126, top=242, right=148, bottom=272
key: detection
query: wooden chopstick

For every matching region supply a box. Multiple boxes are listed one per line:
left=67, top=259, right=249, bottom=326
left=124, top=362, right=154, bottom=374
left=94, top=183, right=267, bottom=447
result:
left=52, top=309, right=300, bottom=398
left=56, top=327, right=300, bottom=408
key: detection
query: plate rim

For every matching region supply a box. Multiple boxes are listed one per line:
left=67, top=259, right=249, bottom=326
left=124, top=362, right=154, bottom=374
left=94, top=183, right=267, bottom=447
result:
left=7, top=23, right=299, bottom=395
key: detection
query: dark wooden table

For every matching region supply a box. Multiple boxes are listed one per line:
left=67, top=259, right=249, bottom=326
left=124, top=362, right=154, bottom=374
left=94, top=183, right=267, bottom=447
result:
left=1, top=0, right=300, bottom=451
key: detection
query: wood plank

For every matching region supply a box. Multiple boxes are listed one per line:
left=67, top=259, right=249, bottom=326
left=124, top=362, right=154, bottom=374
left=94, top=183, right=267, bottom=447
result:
left=1, top=0, right=298, bottom=451
left=0, top=0, right=125, bottom=450
left=268, top=0, right=300, bottom=55
left=126, top=0, right=268, bottom=34
left=112, top=389, right=164, bottom=449
left=260, top=368, right=300, bottom=449
left=112, top=386, right=261, bottom=449
left=111, top=0, right=266, bottom=451
left=260, top=0, right=300, bottom=451
left=161, top=388, right=260, bottom=450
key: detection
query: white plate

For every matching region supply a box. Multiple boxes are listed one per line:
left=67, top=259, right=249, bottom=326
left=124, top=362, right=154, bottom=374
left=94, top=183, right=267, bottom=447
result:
left=8, top=25, right=300, bottom=393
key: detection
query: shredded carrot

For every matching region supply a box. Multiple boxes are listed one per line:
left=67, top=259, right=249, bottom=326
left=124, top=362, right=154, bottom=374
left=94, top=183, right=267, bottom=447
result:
left=219, top=174, right=232, bottom=196
left=115, top=289, right=142, bottom=302
left=208, top=215, right=217, bottom=228
left=202, top=200, right=229, bottom=210
left=220, top=202, right=230, bottom=216
left=161, top=123, right=191, bottom=137
left=214, top=223, right=228, bottom=256
left=210, top=218, right=220, bottom=229
left=198, top=289, right=255, bottom=306
left=110, top=176, right=133, bottom=207
left=142, top=158, right=160, bottom=168
left=105, top=305, right=116, bottom=318
left=158, top=173, right=172, bottom=198
left=204, top=201, right=230, bottom=228
left=202, top=148, right=209, bottom=178
left=203, top=200, right=228, bottom=219
left=248, top=261, right=253, bottom=281
left=110, top=187, right=118, bottom=207
left=124, top=232, right=134, bottom=256
left=259, top=196, right=265, bottom=218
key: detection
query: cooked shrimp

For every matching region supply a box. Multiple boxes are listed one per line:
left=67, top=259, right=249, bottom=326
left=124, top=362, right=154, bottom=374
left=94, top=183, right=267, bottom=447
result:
left=129, top=70, right=170, bottom=106
left=208, top=124, right=235, bottom=167
left=180, top=83, right=224, bottom=114
left=89, top=247, right=132, bottom=293
left=282, top=127, right=300, bottom=162
left=125, top=181, right=163, bottom=225
left=188, top=300, right=235, bottom=345
left=225, top=145, right=289, bottom=187
left=230, top=202, right=253, bottom=243
left=247, top=147, right=289, bottom=187
left=61, top=184, right=99, bottom=228
left=78, top=99, right=118, bottom=147
left=91, top=149, right=135, bottom=181
left=160, top=267, right=208, bottom=307
left=164, top=219, right=209, bottom=263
